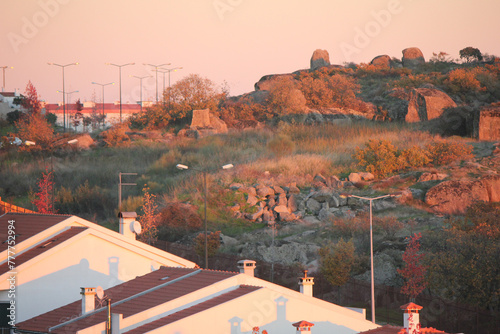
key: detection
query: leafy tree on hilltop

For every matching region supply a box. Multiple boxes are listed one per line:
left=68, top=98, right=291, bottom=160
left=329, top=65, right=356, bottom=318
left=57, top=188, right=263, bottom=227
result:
left=459, top=47, right=483, bottom=63
left=319, top=238, right=356, bottom=287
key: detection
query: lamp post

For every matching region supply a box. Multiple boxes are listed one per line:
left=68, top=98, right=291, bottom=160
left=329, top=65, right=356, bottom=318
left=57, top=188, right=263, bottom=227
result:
left=48, top=62, right=78, bottom=132
left=159, top=67, right=182, bottom=110
left=91, top=82, right=114, bottom=128
left=1, top=66, right=13, bottom=91
left=56, top=90, right=79, bottom=129
left=130, top=75, right=151, bottom=113
left=340, top=192, right=400, bottom=324
left=106, top=63, right=135, bottom=123
left=176, top=163, right=234, bottom=269
left=143, top=63, right=170, bottom=104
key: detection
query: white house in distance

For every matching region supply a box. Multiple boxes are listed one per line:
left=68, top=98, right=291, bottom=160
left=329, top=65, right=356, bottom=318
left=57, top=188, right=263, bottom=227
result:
left=17, top=261, right=380, bottom=334
left=0, top=212, right=196, bottom=324
left=0, top=91, right=21, bottom=119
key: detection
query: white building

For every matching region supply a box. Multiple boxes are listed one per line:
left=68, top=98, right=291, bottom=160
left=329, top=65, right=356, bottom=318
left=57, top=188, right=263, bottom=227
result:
left=17, top=261, right=379, bottom=334
left=0, top=212, right=196, bottom=323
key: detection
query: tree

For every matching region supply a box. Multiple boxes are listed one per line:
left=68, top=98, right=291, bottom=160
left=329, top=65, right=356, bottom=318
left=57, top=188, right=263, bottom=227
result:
left=267, top=76, right=306, bottom=115
left=166, top=73, right=224, bottom=123
left=319, top=238, right=356, bottom=287
left=21, top=81, right=42, bottom=115
left=459, top=47, right=483, bottom=63
left=138, top=186, right=159, bottom=245
left=397, top=233, right=427, bottom=301
left=72, top=99, right=84, bottom=130
left=194, top=231, right=221, bottom=259
left=32, top=167, right=55, bottom=214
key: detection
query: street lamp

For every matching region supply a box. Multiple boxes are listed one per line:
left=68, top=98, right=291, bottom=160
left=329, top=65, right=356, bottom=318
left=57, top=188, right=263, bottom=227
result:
left=48, top=62, right=78, bottom=132
left=106, top=63, right=135, bottom=123
left=91, top=82, right=115, bottom=128
left=159, top=67, right=182, bottom=110
left=143, top=63, right=170, bottom=104
left=176, top=163, right=234, bottom=269
left=340, top=192, right=400, bottom=324
left=1, top=66, right=13, bottom=91
left=56, top=90, right=79, bottom=129
left=130, top=75, right=151, bottom=113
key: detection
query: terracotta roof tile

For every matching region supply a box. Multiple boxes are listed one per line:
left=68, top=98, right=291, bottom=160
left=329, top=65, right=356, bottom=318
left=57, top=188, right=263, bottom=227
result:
left=126, top=285, right=261, bottom=334
left=358, top=325, right=405, bottom=334
left=0, top=213, right=71, bottom=252
left=18, top=267, right=240, bottom=333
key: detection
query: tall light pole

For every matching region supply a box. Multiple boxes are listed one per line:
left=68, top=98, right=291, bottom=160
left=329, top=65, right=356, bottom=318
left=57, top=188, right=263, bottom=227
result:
left=159, top=67, right=182, bottom=110
left=91, top=82, right=114, bottom=128
left=1, top=66, right=13, bottom=91
left=143, top=63, right=170, bottom=104
left=130, top=75, right=151, bottom=113
left=106, top=63, right=135, bottom=123
left=56, top=90, right=79, bottom=129
left=176, top=163, right=234, bottom=269
left=48, top=62, right=78, bottom=132
left=340, top=192, right=400, bottom=324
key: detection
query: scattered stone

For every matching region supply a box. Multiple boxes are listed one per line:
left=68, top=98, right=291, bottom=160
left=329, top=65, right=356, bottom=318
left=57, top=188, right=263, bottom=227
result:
left=279, top=212, right=297, bottom=222
left=277, top=193, right=288, bottom=206
left=246, top=194, right=259, bottom=206
left=359, top=172, right=375, bottom=181
left=306, top=198, right=322, bottom=215
left=229, top=183, right=244, bottom=190
left=348, top=173, right=362, bottom=183
left=418, top=172, right=449, bottom=182
left=273, top=185, right=286, bottom=194
left=249, top=207, right=264, bottom=221
left=256, top=185, right=275, bottom=198
left=229, top=204, right=240, bottom=212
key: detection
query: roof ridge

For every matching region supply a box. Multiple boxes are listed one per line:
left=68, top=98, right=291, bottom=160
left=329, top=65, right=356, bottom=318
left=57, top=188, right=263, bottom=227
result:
left=1, top=212, right=72, bottom=217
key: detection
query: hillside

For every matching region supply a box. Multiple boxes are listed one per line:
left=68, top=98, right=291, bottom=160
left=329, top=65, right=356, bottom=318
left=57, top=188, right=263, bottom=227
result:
left=1, top=47, right=499, bottom=332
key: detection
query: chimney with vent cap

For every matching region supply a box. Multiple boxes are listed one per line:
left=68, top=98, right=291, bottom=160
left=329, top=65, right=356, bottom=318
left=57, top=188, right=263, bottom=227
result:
left=118, top=212, right=137, bottom=239
left=80, top=287, right=96, bottom=314
left=299, top=270, right=314, bottom=297
left=292, top=320, right=314, bottom=333
left=237, top=260, right=256, bottom=277
left=401, top=302, right=422, bottom=333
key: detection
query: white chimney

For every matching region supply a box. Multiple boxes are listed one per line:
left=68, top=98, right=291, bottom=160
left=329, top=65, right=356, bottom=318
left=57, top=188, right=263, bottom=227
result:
left=292, top=320, right=314, bottom=333
left=299, top=270, right=314, bottom=297
left=401, top=302, right=422, bottom=333
left=118, top=212, right=138, bottom=239
left=80, top=287, right=96, bottom=314
left=237, top=260, right=256, bottom=277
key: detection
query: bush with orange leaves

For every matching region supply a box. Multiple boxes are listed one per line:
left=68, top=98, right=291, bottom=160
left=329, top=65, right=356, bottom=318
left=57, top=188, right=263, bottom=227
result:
left=15, top=113, right=55, bottom=150
left=101, top=122, right=130, bottom=146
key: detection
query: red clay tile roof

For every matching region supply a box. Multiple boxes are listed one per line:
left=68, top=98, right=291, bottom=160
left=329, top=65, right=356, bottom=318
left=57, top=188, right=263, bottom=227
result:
left=18, top=267, right=240, bottom=333
left=0, top=92, right=16, bottom=97
left=293, top=320, right=315, bottom=328
left=400, top=302, right=423, bottom=311
left=45, top=103, right=141, bottom=114
left=126, top=285, right=261, bottom=334
left=0, top=213, right=71, bottom=252
left=359, top=325, right=451, bottom=334
left=0, top=226, right=87, bottom=275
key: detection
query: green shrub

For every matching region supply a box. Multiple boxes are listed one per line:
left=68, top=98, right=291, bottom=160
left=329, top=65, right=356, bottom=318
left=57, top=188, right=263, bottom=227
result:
left=354, top=139, right=399, bottom=177
left=426, top=141, right=473, bottom=166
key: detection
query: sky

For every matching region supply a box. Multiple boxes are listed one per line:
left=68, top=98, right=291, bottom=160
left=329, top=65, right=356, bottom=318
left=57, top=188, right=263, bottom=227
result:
left=2, top=0, right=500, bottom=105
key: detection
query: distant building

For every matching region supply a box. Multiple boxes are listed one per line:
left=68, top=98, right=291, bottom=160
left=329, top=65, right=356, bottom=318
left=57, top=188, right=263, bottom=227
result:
left=44, top=101, right=144, bottom=132
left=0, top=91, right=21, bottom=119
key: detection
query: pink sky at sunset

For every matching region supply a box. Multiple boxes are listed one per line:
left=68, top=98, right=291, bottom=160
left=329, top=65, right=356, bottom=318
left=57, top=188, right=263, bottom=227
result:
left=2, top=0, right=499, bottom=105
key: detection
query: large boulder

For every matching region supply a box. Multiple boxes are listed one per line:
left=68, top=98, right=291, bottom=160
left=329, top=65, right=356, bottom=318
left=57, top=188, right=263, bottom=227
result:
left=482, top=174, right=500, bottom=202
left=475, top=104, right=500, bottom=140
left=254, top=74, right=295, bottom=91
left=310, top=49, right=331, bottom=70
left=189, top=109, right=228, bottom=135
left=402, top=47, right=425, bottom=68
left=370, top=55, right=392, bottom=68
left=425, top=180, right=489, bottom=214
left=405, top=88, right=456, bottom=122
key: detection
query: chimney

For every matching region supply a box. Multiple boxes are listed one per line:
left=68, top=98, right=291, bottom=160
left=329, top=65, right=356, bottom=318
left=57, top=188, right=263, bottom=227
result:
left=298, top=270, right=314, bottom=297
left=237, top=260, right=256, bottom=277
left=292, top=320, right=314, bottom=333
left=400, top=302, right=423, bottom=333
left=118, top=212, right=138, bottom=239
left=80, top=287, right=96, bottom=314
